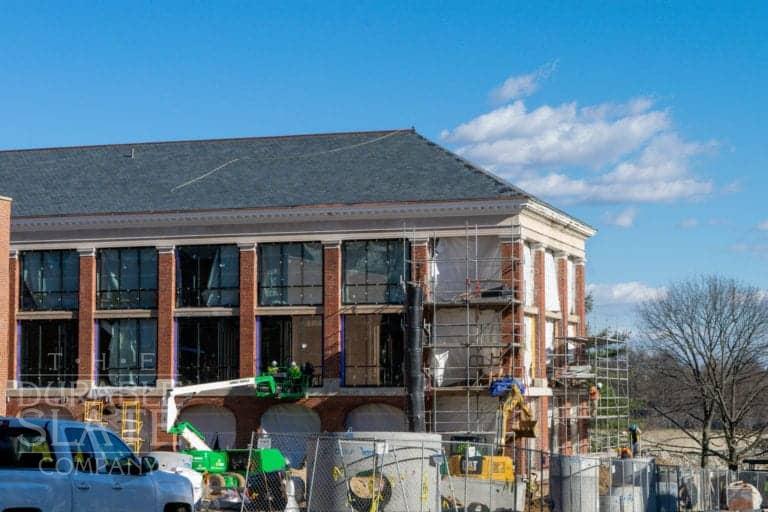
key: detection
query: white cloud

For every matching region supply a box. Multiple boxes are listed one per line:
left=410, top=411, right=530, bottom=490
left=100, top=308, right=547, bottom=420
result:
left=758, top=220, right=768, bottom=231
left=441, top=73, right=718, bottom=204
left=588, top=282, right=667, bottom=305
left=489, top=61, right=557, bottom=103
left=678, top=218, right=699, bottom=229
left=603, top=207, right=637, bottom=228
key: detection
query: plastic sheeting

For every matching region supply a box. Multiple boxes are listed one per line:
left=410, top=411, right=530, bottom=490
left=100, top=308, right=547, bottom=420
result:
left=345, top=403, right=408, bottom=432
left=524, top=243, right=534, bottom=306
left=432, top=394, right=498, bottom=433
left=431, top=308, right=502, bottom=386
left=524, top=315, right=536, bottom=385
left=179, top=404, right=237, bottom=449
left=545, top=251, right=560, bottom=312
left=433, top=236, right=501, bottom=302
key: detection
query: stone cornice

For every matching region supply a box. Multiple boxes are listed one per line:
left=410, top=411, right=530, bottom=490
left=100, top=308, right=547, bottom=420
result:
left=11, top=199, right=528, bottom=232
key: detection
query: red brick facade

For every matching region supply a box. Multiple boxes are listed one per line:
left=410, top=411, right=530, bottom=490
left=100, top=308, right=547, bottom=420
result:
left=7, top=253, right=17, bottom=384
left=575, top=259, right=586, bottom=336
left=0, top=199, right=9, bottom=415
left=322, top=242, right=341, bottom=379
left=157, top=247, right=175, bottom=383
left=239, top=244, right=257, bottom=377
left=77, top=250, right=96, bottom=385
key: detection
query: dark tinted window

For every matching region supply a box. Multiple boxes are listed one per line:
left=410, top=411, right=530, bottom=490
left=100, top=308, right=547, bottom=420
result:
left=343, top=240, right=408, bottom=304
left=259, top=242, right=323, bottom=306
left=20, top=320, right=78, bottom=387
left=176, top=245, right=239, bottom=307
left=260, top=315, right=323, bottom=385
left=98, top=319, right=157, bottom=386
left=344, top=314, right=404, bottom=387
left=20, top=250, right=79, bottom=311
left=97, top=247, right=157, bottom=309
left=64, top=427, right=97, bottom=473
left=0, top=425, right=55, bottom=469
left=177, top=317, right=239, bottom=384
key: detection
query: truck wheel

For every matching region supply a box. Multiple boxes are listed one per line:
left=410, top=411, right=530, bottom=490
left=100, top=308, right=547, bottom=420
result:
left=206, top=474, right=226, bottom=496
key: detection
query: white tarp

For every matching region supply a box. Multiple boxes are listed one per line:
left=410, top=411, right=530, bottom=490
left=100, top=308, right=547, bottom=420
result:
left=546, top=319, right=555, bottom=367
left=433, top=236, right=501, bottom=302
left=567, top=258, right=576, bottom=314
left=179, top=404, right=237, bottom=449
left=433, top=394, right=498, bottom=433
left=524, top=243, right=534, bottom=306
left=431, top=308, right=502, bottom=386
left=524, top=315, right=536, bottom=385
left=545, top=251, right=560, bottom=312
left=345, top=403, right=408, bottom=432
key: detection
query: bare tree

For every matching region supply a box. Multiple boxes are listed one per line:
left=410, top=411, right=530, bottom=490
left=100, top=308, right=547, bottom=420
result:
left=639, top=275, right=768, bottom=468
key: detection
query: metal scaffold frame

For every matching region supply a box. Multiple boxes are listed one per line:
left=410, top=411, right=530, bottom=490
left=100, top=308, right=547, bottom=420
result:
left=405, top=224, right=525, bottom=437
left=549, top=335, right=630, bottom=454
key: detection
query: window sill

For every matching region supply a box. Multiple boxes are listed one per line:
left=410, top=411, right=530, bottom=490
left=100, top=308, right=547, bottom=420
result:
left=339, top=304, right=405, bottom=314
left=256, top=306, right=322, bottom=316
left=94, top=309, right=157, bottom=319
left=17, top=310, right=77, bottom=320
left=174, top=307, right=239, bottom=317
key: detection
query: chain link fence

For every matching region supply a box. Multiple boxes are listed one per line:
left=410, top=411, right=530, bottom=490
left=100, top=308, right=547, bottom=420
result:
left=188, top=431, right=768, bottom=512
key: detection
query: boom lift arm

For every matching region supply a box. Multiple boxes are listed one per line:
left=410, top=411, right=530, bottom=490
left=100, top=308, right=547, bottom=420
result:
left=165, top=377, right=259, bottom=434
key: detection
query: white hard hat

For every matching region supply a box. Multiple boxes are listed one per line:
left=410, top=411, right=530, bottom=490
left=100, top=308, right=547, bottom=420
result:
left=272, top=360, right=278, bottom=366
left=291, top=361, right=297, bottom=366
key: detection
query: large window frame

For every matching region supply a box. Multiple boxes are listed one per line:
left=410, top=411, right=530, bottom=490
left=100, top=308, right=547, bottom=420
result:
left=20, top=320, right=78, bottom=388
left=260, top=315, right=323, bottom=386
left=20, top=250, right=79, bottom=311
left=258, top=242, right=323, bottom=306
left=177, top=317, right=239, bottom=385
left=97, top=247, right=158, bottom=310
left=342, top=239, right=409, bottom=305
left=97, top=318, right=157, bottom=387
left=176, top=245, right=240, bottom=308
left=343, top=314, right=404, bottom=387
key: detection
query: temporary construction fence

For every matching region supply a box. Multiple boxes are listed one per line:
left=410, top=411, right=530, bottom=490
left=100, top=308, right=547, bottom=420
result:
left=229, top=431, right=767, bottom=512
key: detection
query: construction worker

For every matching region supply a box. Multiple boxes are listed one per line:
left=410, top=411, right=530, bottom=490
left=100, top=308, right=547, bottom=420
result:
left=288, top=361, right=302, bottom=379
left=589, top=382, right=602, bottom=417
left=267, top=360, right=279, bottom=376
left=628, top=423, right=641, bottom=457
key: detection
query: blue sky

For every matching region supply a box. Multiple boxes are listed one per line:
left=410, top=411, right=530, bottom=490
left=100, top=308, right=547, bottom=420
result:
left=1, top=2, right=766, bottom=332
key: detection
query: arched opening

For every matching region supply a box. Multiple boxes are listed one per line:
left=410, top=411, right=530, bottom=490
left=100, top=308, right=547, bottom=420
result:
left=345, top=403, right=408, bottom=432
left=260, top=404, right=321, bottom=467
left=179, top=404, right=237, bottom=449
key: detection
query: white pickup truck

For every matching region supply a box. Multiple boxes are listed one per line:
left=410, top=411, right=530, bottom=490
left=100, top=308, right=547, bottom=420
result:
left=0, top=417, right=195, bottom=512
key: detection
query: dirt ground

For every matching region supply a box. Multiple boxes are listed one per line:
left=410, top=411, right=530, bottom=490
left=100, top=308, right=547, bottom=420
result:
left=641, top=428, right=734, bottom=467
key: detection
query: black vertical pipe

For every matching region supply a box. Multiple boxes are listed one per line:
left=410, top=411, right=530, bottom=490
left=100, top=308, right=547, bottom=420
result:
left=405, top=282, right=426, bottom=432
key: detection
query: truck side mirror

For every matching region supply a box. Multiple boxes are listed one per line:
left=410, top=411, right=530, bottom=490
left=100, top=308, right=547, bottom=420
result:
left=141, top=455, right=159, bottom=474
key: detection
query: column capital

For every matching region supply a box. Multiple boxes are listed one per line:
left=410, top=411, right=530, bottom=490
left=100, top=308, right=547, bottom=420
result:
left=77, top=247, right=96, bottom=257
left=554, top=250, right=568, bottom=260
left=532, top=242, right=546, bottom=252
left=411, top=238, right=430, bottom=246
left=574, top=256, right=586, bottom=265
left=323, top=240, right=342, bottom=249
left=237, top=241, right=257, bottom=251
left=9, top=249, right=18, bottom=259
left=157, top=244, right=175, bottom=254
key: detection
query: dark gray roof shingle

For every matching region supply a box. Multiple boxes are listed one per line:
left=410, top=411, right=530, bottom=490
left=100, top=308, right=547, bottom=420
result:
left=0, top=129, right=530, bottom=217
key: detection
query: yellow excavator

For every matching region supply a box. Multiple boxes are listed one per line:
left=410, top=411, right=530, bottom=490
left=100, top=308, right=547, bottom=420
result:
left=447, top=378, right=536, bottom=483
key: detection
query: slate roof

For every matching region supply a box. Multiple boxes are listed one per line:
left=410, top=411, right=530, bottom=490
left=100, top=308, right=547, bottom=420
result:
left=0, top=129, right=532, bottom=218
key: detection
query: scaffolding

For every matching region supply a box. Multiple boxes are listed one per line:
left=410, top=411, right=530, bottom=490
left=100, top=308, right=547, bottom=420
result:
left=410, top=225, right=525, bottom=438
left=549, top=335, right=629, bottom=454
left=83, top=400, right=104, bottom=425
left=120, top=401, right=144, bottom=454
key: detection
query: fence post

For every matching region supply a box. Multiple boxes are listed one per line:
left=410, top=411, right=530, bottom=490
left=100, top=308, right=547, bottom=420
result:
left=240, top=431, right=255, bottom=512
left=307, top=436, right=320, bottom=512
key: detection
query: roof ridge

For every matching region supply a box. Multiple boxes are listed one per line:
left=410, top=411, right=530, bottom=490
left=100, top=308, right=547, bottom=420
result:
left=0, top=128, right=415, bottom=154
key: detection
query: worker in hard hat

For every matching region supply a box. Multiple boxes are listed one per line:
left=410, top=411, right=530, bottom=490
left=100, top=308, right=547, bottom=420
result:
left=589, top=382, right=602, bottom=417
left=267, top=361, right=279, bottom=376
left=628, top=423, right=642, bottom=457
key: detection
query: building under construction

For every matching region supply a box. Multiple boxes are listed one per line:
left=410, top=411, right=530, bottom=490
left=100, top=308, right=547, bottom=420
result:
left=0, top=128, right=620, bottom=455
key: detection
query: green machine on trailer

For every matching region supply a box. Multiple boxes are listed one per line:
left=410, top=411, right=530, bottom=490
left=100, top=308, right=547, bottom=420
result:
left=164, top=371, right=310, bottom=505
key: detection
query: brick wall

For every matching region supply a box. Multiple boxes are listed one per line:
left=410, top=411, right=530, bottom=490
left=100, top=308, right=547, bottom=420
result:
left=323, top=242, right=341, bottom=379
left=157, top=247, right=175, bottom=384
left=7, top=253, right=17, bottom=385
left=532, top=243, right=548, bottom=450
left=77, top=249, right=96, bottom=386
left=410, top=241, right=429, bottom=297
left=239, top=244, right=257, bottom=377
left=0, top=198, right=10, bottom=414
left=575, top=259, right=586, bottom=336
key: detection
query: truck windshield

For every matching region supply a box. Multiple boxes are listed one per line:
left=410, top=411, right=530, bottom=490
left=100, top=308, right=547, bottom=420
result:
left=0, top=424, right=56, bottom=469
left=92, top=429, right=139, bottom=474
